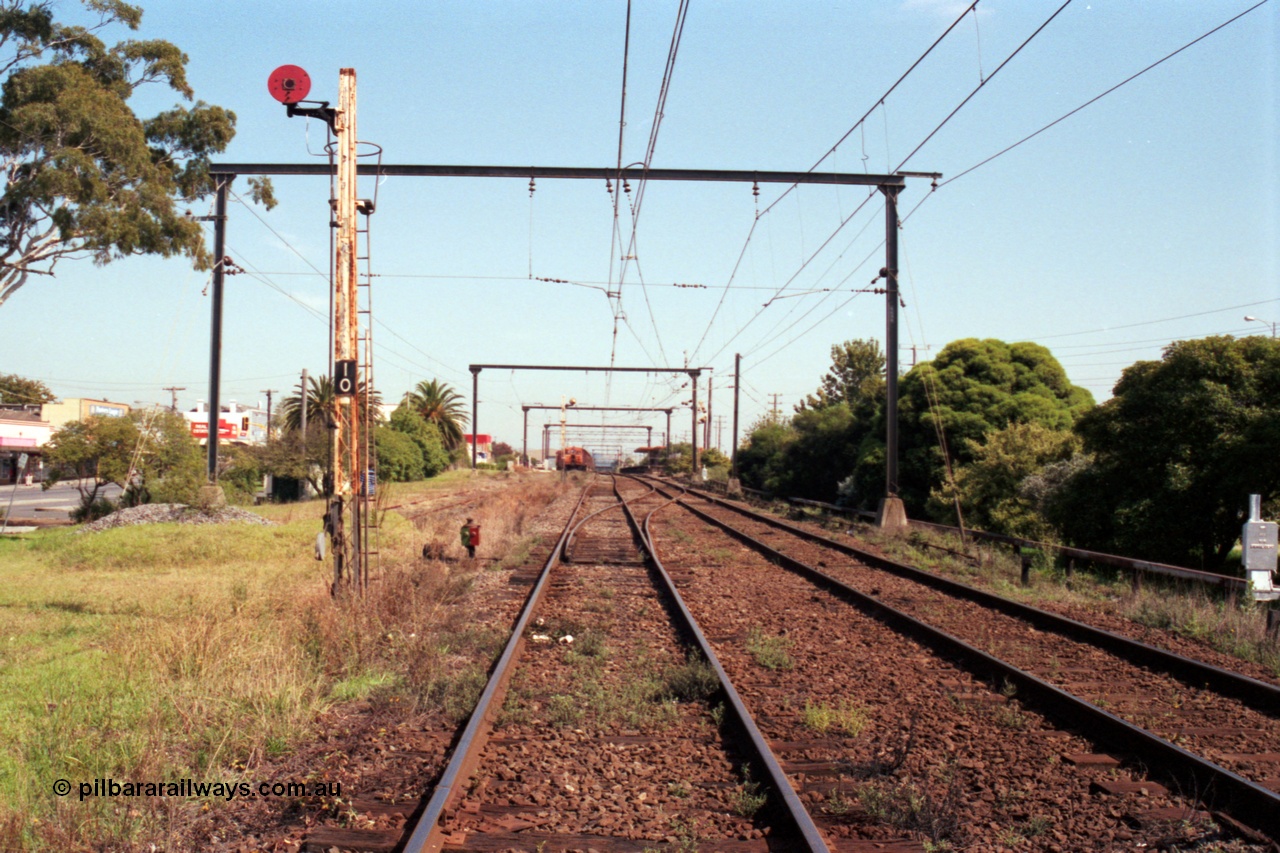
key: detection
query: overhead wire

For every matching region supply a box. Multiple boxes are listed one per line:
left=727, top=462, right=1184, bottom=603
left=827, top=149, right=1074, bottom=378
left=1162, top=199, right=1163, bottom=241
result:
left=690, top=1, right=983, bottom=364
left=700, top=0, right=1077, bottom=369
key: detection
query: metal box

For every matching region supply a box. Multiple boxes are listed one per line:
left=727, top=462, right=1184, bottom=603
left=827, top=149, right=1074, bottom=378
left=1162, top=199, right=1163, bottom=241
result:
left=1243, top=495, right=1278, bottom=600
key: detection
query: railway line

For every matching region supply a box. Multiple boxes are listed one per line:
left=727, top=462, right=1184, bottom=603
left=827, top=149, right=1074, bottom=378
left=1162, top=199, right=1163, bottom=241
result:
left=638, top=477, right=1280, bottom=845
left=293, top=474, right=1277, bottom=851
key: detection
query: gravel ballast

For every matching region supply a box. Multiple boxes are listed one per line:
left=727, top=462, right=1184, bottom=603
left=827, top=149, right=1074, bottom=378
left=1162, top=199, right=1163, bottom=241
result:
left=79, top=503, right=274, bottom=533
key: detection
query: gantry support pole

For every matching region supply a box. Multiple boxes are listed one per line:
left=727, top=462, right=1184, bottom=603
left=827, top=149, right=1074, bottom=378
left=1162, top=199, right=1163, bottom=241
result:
left=690, top=370, right=701, bottom=476
left=522, top=407, right=529, bottom=467
left=732, top=353, right=741, bottom=479
left=205, top=177, right=230, bottom=485
left=876, top=184, right=908, bottom=530
left=470, top=367, right=481, bottom=470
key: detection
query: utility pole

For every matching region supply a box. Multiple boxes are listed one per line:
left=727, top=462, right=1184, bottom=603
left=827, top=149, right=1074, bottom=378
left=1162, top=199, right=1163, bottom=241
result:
left=163, top=386, right=185, bottom=413
left=715, top=415, right=724, bottom=452
left=770, top=393, right=781, bottom=424
left=300, top=368, right=309, bottom=441
left=705, top=372, right=713, bottom=451
left=730, top=353, right=741, bottom=492
left=261, top=389, right=276, bottom=438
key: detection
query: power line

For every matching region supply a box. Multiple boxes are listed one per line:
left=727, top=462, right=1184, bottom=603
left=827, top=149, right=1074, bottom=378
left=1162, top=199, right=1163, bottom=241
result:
left=937, top=0, right=1271, bottom=191
left=699, top=1, right=1076, bottom=370
left=689, top=3, right=980, bottom=364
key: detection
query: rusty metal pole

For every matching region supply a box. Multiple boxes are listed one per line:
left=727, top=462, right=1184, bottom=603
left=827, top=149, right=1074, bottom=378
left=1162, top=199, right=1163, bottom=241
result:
left=470, top=367, right=480, bottom=470
left=522, top=406, right=529, bottom=467
left=665, top=410, right=671, bottom=450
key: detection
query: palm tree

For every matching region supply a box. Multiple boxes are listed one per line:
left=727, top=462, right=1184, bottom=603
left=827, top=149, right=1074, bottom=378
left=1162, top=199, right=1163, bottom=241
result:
left=404, top=378, right=468, bottom=449
left=279, top=374, right=382, bottom=432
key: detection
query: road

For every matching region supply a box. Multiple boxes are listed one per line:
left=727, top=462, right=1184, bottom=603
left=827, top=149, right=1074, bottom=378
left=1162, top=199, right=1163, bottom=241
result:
left=0, top=481, right=123, bottom=523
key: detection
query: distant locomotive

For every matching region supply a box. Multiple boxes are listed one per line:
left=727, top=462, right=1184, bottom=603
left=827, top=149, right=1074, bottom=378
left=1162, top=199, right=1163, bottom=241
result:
left=555, top=446, right=594, bottom=471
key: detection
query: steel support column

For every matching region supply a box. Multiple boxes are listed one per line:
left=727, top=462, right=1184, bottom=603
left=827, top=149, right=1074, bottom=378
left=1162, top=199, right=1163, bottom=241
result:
left=522, top=406, right=529, bottom=466
left=690, top=370, right=700, bottom=475
left=470, top=367, right=480, bottom=470
left=881, top=186, right=901, bottom=498
left=732, top=353, right=741, bottom=478
left=205, top=177, right=230, bottom=483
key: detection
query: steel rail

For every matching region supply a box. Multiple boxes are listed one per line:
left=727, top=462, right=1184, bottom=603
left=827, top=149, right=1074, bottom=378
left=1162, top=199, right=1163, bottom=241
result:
left=663, top=481, right=1280, bottom=716
left=780, top=494, right=1247, bottom=593
left=401, top=482, right=594, bottom=853
left=650, top=482, right=1280, bottom=840
left=562, top=475, right=656, bottom=558
left=624, top=477, right=831, bottom=851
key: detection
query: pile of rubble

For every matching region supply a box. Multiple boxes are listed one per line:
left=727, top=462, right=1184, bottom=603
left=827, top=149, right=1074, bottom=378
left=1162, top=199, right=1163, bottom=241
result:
left=79, top=503, right=274, bottom=533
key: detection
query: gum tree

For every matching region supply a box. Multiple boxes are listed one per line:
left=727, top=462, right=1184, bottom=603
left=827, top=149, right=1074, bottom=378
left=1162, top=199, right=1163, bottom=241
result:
left=0, top=0, right=271, bottom=308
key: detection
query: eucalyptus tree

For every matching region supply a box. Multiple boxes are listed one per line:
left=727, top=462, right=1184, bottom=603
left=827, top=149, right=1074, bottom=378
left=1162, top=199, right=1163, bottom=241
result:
left=0, top=0, right=273, bottom=308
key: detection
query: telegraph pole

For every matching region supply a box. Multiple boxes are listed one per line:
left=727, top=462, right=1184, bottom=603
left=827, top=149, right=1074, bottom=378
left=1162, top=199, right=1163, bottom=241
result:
left=163, top=386, right=185, bottom=413
left=770, top=393, right=781, bottom=424
left=261, top=389, right=276, bottom=438
left=299, top=368, right=309, bottom=441
left=731, top=353, right=741, bottom=489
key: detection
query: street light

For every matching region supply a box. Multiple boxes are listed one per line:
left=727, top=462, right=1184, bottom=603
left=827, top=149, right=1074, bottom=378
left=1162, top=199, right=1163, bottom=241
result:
left=1243, top=316, right=1277, bottom=338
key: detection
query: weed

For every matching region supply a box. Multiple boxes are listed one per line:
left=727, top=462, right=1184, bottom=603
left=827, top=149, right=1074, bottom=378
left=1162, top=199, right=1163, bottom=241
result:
left=731, top=765, right=768, bottom=817
left=801, top=699, right=869, bottom=737
left=661, top=655, right=720, bottom=703
left=825, top=786, right=854, bottom=816
left=709, top=702, right=726, bottom=727
left=668, top=780, right=690, bottom=798
left=745, top=627, right=794, bottom=670
left=993, top=700, right=1028, bottom=730
left=572, top=629, right=608, bottom=659
left=546, top=694, right=582, bottom=726
left=1018, top=815, right=1052, bottom=837
left=857, top=769, right=961, bottom=844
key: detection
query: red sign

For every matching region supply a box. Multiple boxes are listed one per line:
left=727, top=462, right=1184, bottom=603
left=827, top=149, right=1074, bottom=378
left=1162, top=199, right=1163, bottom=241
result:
left=190, top=420, right=237, bottom=439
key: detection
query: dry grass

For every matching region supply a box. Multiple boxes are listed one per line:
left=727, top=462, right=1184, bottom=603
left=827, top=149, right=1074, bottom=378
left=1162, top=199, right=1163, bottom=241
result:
left=0, top=471, right=563, bottom=852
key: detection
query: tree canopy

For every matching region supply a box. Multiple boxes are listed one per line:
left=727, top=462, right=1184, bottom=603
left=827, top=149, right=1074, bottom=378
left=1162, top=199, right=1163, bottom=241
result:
left=1047, top=335, right=1280, bottom=569
left=0, top=0, right=270, bottom=307
left=875, top=338, right=1094, bottom=509
left=42, top=408, right=201, bottom=517
left=798, top=338, right=885, bottom=416
left=403, top=379, right=468, bottom=450
left=0, top=371, right=55, bottom=403
left=278, top=374, right=381, bottom=432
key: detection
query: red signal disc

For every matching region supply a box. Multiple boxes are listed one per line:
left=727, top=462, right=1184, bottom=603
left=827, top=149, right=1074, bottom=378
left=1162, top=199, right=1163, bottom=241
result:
left=267, top=65, right=311, bottom=104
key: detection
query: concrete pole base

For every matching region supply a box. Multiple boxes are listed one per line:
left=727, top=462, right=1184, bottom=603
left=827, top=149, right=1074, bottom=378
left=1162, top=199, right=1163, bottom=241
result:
left=727, top=477, right=743, bottom=497
left=876, top=496, right=909, bottom=532
left=196, top=485, right=227, bottom=510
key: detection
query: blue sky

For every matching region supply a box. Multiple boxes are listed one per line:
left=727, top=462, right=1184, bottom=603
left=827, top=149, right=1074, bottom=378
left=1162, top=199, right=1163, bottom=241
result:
left=1, top=0, right=1276, bottom=460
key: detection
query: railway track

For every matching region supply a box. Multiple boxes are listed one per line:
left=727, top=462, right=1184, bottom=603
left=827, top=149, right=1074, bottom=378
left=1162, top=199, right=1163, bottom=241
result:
left=640, top=476, right=1280, bottom=845
left=397, top=475, right=832, bottom=851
